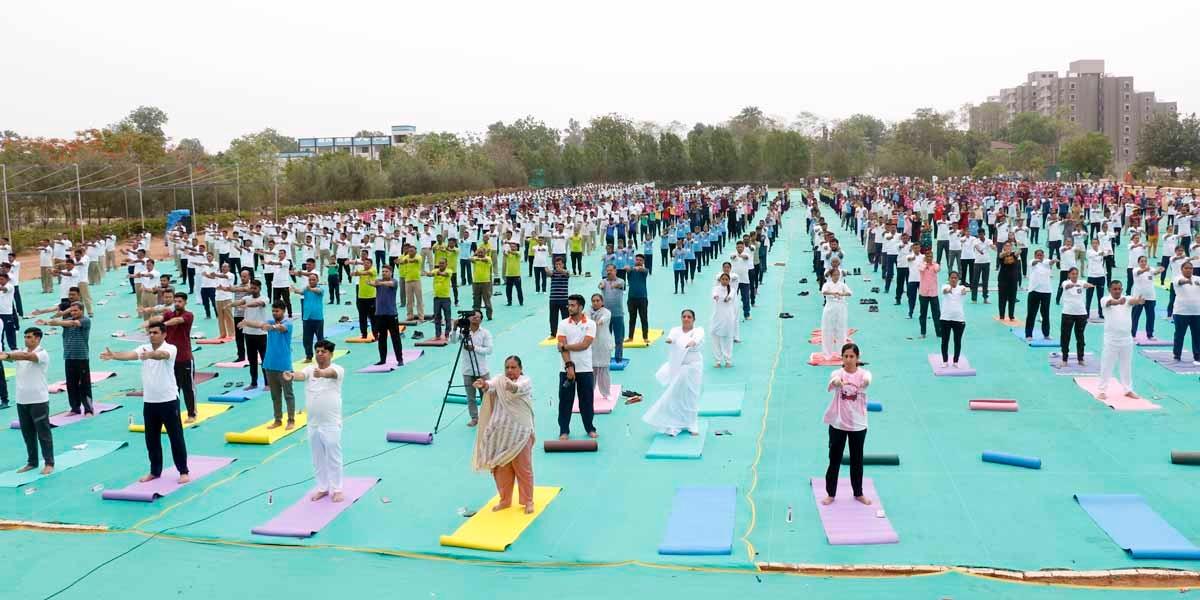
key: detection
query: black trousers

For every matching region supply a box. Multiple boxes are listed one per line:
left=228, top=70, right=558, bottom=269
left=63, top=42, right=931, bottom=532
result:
left=173, top=359, right=196, bottom=418
left=557, top=370, right=595, bottom=436
left=627, top=297, right=649, bottom=340
left=272, top=286, right=293, bottom=317
left=534, top=268, right=547, bottom=292
left=505, top=276, right=524, bottom=305
left=356, top=298, right=376, bottom=338
left=1060, top=314, right=1088, bottom=361
left=1025, top=291, right=1051, bottom=339
left=143, top=399, right=188, bottom=477
left=64, top=359, right=93, bottom=414
left=17, top=402, right=53, bottom=467
left=245, top=334, right=267, bottom=387
left=894, top=269, right=909, bottom=303
left=673, top=270, right=687, bottom=293
left=233, top=316, right=246, bottom=361
left=970, top=264, right=990, bottom=301
left=373, top=314, right=404, bottom=363
left=940, top=320, right=965, bottom=363
left=918, top=296, right=941, bottom=337
left=1085, top=277, right=1106, bottom=317
left=548, top=300, right=568, bottom=336
left=570, top=251, right=583, bottom=275
left=825, top=426, right=866, bottom=498
left=997, top=281, right=1019, bottom=319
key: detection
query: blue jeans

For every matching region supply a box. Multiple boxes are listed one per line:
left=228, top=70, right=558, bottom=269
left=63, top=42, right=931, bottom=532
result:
left=1131, top=300, right=1156, bottom=338
left=302, top=319, right=325, bottom=360
left=610, top=315, right=625, bottom=362
left=0, top=313, right=17, bottom=350
left=738, top=283, right=751, bottom=318
left=1173, top=314, right=1200, bottom=361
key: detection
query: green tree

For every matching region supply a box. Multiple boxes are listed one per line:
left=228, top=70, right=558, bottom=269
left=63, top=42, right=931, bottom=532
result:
left=634, top=132, right=660, bottom=180
left=739, top=133, right=763, bottom=180
left=687, top=125, right=712, bottom=180
left=561, top=143, right=585, bottom=186
left=1011, top=141, right=1048, bottom=176
left=708, top=127, right=738, bottom=180
left=1003, top=112, right=1057, bottom=146
left=581, top=114, right=637, bottom=182
left=118, top=106, right=169, bottom=138
left=1060, top=132, right=1113, bottom=178
left=762, top=130, right=810, bottom=181
left=1137, top=113, right=1200, bottom=173
left=658, top=132, right=689, bottom=183
left=939, top=148, right=969, bottom=177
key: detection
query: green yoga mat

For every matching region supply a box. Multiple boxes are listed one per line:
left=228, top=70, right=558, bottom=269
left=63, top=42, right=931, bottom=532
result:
left=0, top=440, right=129, bottom=487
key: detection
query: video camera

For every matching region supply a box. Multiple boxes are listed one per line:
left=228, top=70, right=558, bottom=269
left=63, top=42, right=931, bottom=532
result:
left=455, top=310, right=476, bottom=335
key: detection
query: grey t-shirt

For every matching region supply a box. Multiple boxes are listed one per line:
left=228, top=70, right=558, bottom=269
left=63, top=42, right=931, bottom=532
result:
left=598, top=279, right=625, bottom=317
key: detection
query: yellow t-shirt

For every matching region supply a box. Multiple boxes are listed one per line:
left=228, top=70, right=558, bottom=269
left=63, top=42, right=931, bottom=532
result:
left=432, top=272, right=451, bottom=298
left=472, top=257, right=492, bottom=282
left=356, top=266, right=377, bottom=299
left=397, top=255, right=421, bottom=282
left=504, top=251, right=522, bottom=277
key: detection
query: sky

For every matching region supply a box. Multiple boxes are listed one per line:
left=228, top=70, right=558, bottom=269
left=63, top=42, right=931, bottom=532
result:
left=2, top=0, right=1196, bottom=152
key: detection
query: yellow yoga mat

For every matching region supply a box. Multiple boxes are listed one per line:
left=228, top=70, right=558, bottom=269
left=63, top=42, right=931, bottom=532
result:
left=344, top=335, right=375, bottom=343
left=439, top=485, right=561, bottom=552
left=623, top=328, right=664, bottom=348
left=129, top=403, right=231, bottom=433
left=293, top=349, right=348, bottom=371
left=538, top=336, right=560, bottom=347
left=224, top=411, right=308, bottom=444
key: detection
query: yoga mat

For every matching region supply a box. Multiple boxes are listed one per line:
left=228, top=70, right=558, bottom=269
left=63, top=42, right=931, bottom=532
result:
left=993, top=316, right=1022, bottom=327
left=224, top=411, right=308, bottom=444
left=543, top=439, right=597, bottom=452
left=251, top=476, right=381, bottom=538
left=196, top=338, right=229, bottom=345
left=537, top=336, right=558, bottom=347
left=115, top=332, right=150, bottom=343
left=927, top=354, right=976, bottom=376
left=399, top=316, right=431, bottom=326
left=48, top=371, right=117, bottom=393
left=293, top=349, right=348, bottom=371
left=609, top=358, right=629, bottom=371
left=386, top=431, right=433, bottom=444
left=129, top=403, right=231, bottom=433
left=1073, top=377, right=1162, bottom=411
left=645, top=420, right=708, bottom=459
left=842, top=454, right=900, bottom=466
left=809, top=476, right=898, bottom=545
left=299, top=322, right=355, bottom=343
left=623, top=328, right=664, bottom=348
left=355, top=349, right=424, bottom=373
left=1075, top=494, right=1200, bottom=560
left=127, top=372, right=217, bottom=397
left=866, top=401, right=883, bottom=412
left=1047, top=352, right=1099, bottom=375
left=1140, top=350, right=1200, bottom=374
left=208, top=386, right=268, bottom=403
left=1170, top=451, right=1200, bottom=465
left=214, top=360, right=249, bottom=369
left=573, top=384, right=619, bottom=414
left=698, top=387, right=744, bottom=417
left=1009, top=328, right=1057, bottom=347
left=1134, top=333, right=1172, bottom=347
left=657, top=486, right=736, bottom=555
left=9, top=402, right=121, bottom=429
left=970, top=400, right=1019, bottom=412
left=982, top=450, right=1042, bottom=469
left=0, top=440, right=128, bottom=488
left=344, top=335, right=375, bottom=343
left=101, top=456, right=235, bottom=502
left=808, top=352, right=842, bottom=366
left=414, top=338, right=449, bottom=347
left=438, top=485, right=561, bottom=551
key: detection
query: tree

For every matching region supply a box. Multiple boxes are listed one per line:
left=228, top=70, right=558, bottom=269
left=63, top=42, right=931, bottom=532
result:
left=486, top=116, right=562, bottom=184
left=581, top=115, right=637, bottom=182
left=658, top=132, right=688, bottom=183
left=739, top=133, right=763, bottom=180
left=634, top=132, right=660, bottom=180
left=1011, top=141, right=1048, bottom=176
left=1138, top=113, right=1200, bottom=174
left=354, top=130, right=385, bottom=138
left=118, top=106, right=169, bottom=138
left=174, top=138, right=207, bottom=164
left=708, top=127, right=738, bottom=180
left=1059, top=132, right=1113, bottom=178
left=762, top=130, right=810, bottom=181
left=1003, top=112, right=1057, bottom=146
left=939, top=148, right=969, bottom=177
left=686, top=125, right=712, bottom=180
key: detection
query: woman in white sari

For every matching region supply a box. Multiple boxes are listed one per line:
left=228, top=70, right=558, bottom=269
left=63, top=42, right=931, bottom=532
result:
left=471, top=355, right=536, bottom=514
left=710, top=273, right=737, bottom=368
left=643, top=310, right=705, bottom=436
left=820, top=266, right=852, bottom=358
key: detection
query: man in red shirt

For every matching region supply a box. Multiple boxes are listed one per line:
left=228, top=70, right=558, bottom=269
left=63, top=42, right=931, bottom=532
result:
left=153, top=292, right=197, bottom=423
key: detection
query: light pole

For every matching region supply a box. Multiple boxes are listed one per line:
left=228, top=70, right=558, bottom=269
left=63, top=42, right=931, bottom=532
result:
left=235, top=163, right=241, bottom=214
left=74, top=163, right=84, bottom=242
left=137, top=165, right=145, bottom=229
left=1, top=164, right=10, bottom=241
left=188, top=164, right=197, bottom=229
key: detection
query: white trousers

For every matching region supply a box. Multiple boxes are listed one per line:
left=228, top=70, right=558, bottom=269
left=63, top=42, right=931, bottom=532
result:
left=711, top=333, right=733, bottom=364
left=1098, top=341, right=1133, bottom=393
left=309, top=424, right=344, bottom=493
left=821, top=304, right=848, bottom=357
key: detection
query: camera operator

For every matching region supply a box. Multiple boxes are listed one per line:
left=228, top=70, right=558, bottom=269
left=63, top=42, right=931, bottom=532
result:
left=450, top=309, right=492, bottom=428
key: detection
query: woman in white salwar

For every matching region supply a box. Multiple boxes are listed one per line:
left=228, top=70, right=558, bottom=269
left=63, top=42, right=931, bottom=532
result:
left=820, top=268, right=852, bottom=358
left=471, top=355, right=536, bottom=514
left=710, top=273, right=737, bottom=368
left=643, top=310, right=705, bottom=436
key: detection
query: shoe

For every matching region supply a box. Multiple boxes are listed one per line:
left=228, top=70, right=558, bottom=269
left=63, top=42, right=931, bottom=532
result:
left=412, top=331, right=425, bottom=340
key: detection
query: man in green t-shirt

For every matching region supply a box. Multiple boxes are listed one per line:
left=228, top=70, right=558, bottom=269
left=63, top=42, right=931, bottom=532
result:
left=397, top=244, right=424, bottom=323
left=503, top=242, right=524, bottom=306
left=424, top=258, right=454, bottom=340
left=440, top=238, right=460, bottom=306
left=350, top=250, right=377, bottom=340
left=470, top=247, right=493, bottom=320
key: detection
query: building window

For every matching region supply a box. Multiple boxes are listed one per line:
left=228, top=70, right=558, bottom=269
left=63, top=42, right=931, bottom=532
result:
left=1123, top=82, right=1131, bottom=90
left=1123, top=137, right=1130, bottom=144
left=1124, top=93, right=1130, bottom=101
left=1069, top=94, right=1076, bottom=101
left=1124, top=103, right=1131, bottom=112
left=1124, top=126, right=1130, bottom=133
left=1070, top=116, right=1076, bottom=122
left=1070, top=82, right=1077, bottom=90
left=1123, top=148, right=1130, bottom=155
left=1123, top=115, right=1130, bottom=123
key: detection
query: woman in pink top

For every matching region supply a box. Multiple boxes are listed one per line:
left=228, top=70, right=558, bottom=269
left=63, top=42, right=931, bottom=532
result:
left=916, top=249, right=942, bottom=339
left=821, top=343, right=872, bottom=506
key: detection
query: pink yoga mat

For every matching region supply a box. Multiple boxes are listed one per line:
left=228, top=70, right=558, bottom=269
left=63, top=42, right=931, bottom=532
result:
left=127, top=372, right=217, bottom=396
left=196, top=338, right=229, bottom=345
left=414, top=338, right=449, bottom=347
left=48, top=371, right=116, bottom=393
left=214, top=360, right=249, bottom=369
left=251, top=476, right=380, bottom=538
left=1074, top=377, right=1161, bottom=411
left=969, top=400, right=1018, bottom=412
left=9, top=402, right=121, bottom=429
left=808, top=352, right=842, bottom=366
left=927, top=354, right=976, bottom=376
left=809, top=476, right=898, bottom=545
left=574, top=384, right=620, bottom=414
left=356, top=349, right=425, bottom=373
left=102, top=456, right=236, bottom=502
left=1134, top=333, right=1172, bottom=347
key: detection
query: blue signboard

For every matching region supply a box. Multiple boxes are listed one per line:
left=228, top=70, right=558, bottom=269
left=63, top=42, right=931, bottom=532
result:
left=316, top=138, right=334, bottom=147
left=372, top=136, right=391, bottom=145
left=353, top=137, right=371, bottom=146
left=298, top=138, right=316, bottom=148
left=335, top=137, right=353, bottom=146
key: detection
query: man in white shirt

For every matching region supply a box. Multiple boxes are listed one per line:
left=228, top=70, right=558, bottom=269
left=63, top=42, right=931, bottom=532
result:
left=284, top=339, right=346, bottom=502
left=1097, top=280, right=1144, bottom=399
left=0, top=328, right=53, bottom=473
left=452, top=309, right=492, bottom=427
left=556, top=294, right=596, bottom=440
left=0, top=272, right=17, bottom=351
left=100, top=322, right=190, bottom=484
left=1024, top=249, right=1056, bottom=340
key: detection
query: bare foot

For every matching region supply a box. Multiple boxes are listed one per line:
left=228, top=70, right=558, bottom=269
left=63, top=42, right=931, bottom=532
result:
left=185, top=416, right=196, bottom=424
left=588, top=431, right=599, bottom=439
left=331, top=491, right=344, bottom=503
left=467, top=418, right=478, bottom=427
left=178, top=473, right=191, bottom=484
left=138, top=473, right=159, bottom=483
left=524, top=504, right=535, bottom=514
left=1097, top=392, right=1107, bottom=400
left=820, top=496, right=835, bottom=505
left=311, top=490, right=329, bottom=501
left=40, top=465, right=53, bottom=475
left=855, top=495, right=872, bottom=505
left=244, top=385, right=258, bottom=391
left=267, top=421, right=282, bottom=429
left=16, top=465, right=34, bottom=473
left=688, top=428, right=699, bottom=436
left=558, top=434, right=569, bottom=441
left=285, top=420, right=295, bottom=430
left=492, top=502, right=512, bottom=512
left=1125, top=390, right=1140, bottom=399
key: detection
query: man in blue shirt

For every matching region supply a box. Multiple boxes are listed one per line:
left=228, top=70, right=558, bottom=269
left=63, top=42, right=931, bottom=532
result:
left=626, top=255, right=650, bottom=343
left=292, top=272, right=325, bottom=362
left=614, top=245, right=632, bottom=281
left=240, top=301, right=295, bottom=429
left=641, top=236, right=655, bottom=276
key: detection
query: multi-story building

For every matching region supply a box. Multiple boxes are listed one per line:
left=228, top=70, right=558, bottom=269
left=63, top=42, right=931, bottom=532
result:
left=280, top=124, right=418, bottom=163
left=969, top=60, right=1177, bottom=173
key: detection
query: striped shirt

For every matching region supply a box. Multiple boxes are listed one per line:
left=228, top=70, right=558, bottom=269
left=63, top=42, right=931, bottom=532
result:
left=549, top=271, right=570, bottom=301
left=62, top=316, right=91, bottom=360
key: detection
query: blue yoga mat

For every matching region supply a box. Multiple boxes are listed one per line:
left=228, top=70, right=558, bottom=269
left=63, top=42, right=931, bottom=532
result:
left=0, top=440, right=128, bottom=487
left=698, top=387, right=743, bottom=417
left=1075, top=494, right=1200, bottom=560
left=646, top=421, right=709, bottom=459
left=867, top=401, right=883, bottom=412
left=609, top=358, right=630, bottom=371
left=209, top=386, right=268, bottom=403
left=1009, top=328, right=1057, bottom=347
left=658, top=486, right=736, bottom=555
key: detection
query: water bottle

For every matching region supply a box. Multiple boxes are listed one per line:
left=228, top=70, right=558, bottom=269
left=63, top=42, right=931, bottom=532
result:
left=91, top=484, right=104, bottom=493
left=786, top=505, right=793, bottom=523
left=267, top=492, right=273, bottom=506
left=625, top=423, right=631, bottom=437
left=128, top=414, right=134, bottom=426
left=24, top=487, right=36, bottom=496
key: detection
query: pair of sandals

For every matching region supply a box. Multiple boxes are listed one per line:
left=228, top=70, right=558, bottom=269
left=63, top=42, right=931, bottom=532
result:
left=779, top=312, right=795, bottom=319
left=870, top=287, right=881, bottom=293
left=859, top=298, right=878, bottom=305
left=621, top=389, right=643, bottom=405
left=868, top=305, right=880, bottom=313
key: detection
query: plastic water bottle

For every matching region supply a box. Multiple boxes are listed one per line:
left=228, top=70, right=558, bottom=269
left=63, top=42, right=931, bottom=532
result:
left=24, top=487, right=36, bottom=496
left=91, top=484, right=104, bottom=493
left=128, top=414, right=134, bottom=426
left=267, top=492, right=273, bottom=506
left=625, top=423, right=631, bottom=437
left=786, top=505, right=793, bottom=523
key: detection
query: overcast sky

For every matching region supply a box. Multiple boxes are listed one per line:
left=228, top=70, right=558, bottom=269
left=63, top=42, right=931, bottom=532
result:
left=3, top=0, right=1195, bottom=152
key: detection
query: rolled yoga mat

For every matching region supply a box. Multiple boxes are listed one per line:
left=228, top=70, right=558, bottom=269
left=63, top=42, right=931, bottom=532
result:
left=866, top=401, right=883, bottom=412
left=842, top=453, right=899, bottom=465
left=982, top=450, right=1041, bottom=469
left=969, top=399, right=1019, bottom=412
left=1170, top=451, right=1200, bottom=466
left=386, top=431, right=433, bottom=445
left=543, top=439, right=598, bottom=452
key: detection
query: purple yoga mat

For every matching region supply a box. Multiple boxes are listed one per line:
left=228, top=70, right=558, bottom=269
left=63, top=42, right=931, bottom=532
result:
left=1047, top=352, right=1099, bottom=375
left=927, top=354, right=976, bottom=376
left=101, top=456, right=236, bottom=502
left=809, top=476, right=898, bottom=545
left=1139, top=350, right=1200, bottom=374
left=251, top=476, right=380, bottom=538
left=1134, top=333, right=1172, bottom=347
left=386, top=431, right=433, bottom=444
left=9, top=402, right=121, bottom=429
left=356, top=349, right=424, bottom=373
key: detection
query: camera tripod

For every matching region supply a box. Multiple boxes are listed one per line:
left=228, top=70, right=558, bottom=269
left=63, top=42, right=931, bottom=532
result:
left=433, top=323, right=484, bottom=434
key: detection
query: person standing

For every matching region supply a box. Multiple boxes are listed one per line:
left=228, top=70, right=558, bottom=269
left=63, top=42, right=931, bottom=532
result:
left=1130, top=255, right=1164, bottom=340
left=820, top=343, right=872, bottom=506
left=731, top=241, right=753, bottom=320
left=547, top=257, right=571, bottom=337
left=1172, top=261, right=1200, bottom=365
left=208, top=263, right=236, bottom=341
left=292, top=273, right=325, bottom=363
left=1024, top=249, right=1056, bottom=341
left=820, top=269, right=852, bottom=357
left=1059, top=267, right=1095, bottom=367
left=556, top=294, right=596, bottom=440
left=589, top=293, right=613, bottom=397
left=626, top=255, right=650, bottom=343
left=452, top=309, right=492, bottom=427
left=598, top=265, right=626, bottom=363
left=915, top=249, right=940, bottom=338
left=471, top=355, right=535, bottom=514
left=239, top=301, right=296, bottom=429
left=369, top=265, right=404, bottom=366
left=1097, top=280, right=1144, bottom=400
left=996, top=242, right=1021, bottom=321
left=283, top=339, right=345, bottom=502
left=503, top=242, right=524, bottom=306
left=36, top=302, right=92, bottom=416
left=153, top=292, right=197, bottom=423
left=100, top=323, right=189, bottom=484
left=470, top=247, right=494, bottom=320
left=397, top=244, right=424, bottom=323
left=0, top=272, right=18, bottom=352
left=232, top=280, right=269, bottom=390
left=641, top=309, right=704, bottom=436
left=425, top=259, right=454, bottom=341
left=710, top=273, right=737, bottom=368
left=938, top=271, right=969, bottom=369
left=0, top=328, right=52, bottom=474
left=350, top=251, right=377, bottom=341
